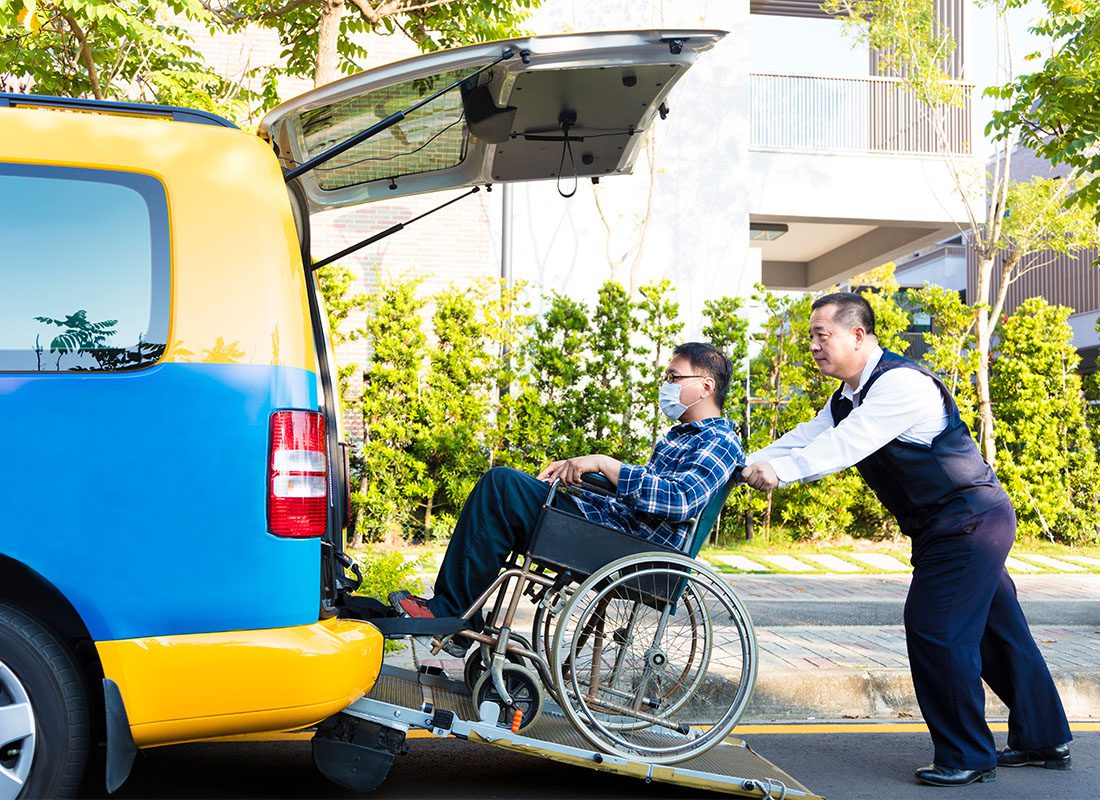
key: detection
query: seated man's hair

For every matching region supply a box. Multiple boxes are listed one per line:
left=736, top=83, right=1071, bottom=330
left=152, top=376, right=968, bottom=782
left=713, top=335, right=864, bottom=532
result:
left=811, top=291, right=876, bottom=335
left=673, top=342, right=733, bottom=409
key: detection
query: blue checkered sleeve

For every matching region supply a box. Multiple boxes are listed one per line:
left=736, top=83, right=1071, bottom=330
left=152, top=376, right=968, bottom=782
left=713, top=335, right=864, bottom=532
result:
left=616, top=424, right=745, bottom=522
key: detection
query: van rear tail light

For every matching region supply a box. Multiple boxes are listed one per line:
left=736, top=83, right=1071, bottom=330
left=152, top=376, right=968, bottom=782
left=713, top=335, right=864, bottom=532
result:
left=268, top=410, right=328, bottom=537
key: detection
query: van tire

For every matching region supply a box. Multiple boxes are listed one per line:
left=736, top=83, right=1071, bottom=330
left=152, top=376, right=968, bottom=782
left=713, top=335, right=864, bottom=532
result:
left=0, top=603, right=89, bottom=799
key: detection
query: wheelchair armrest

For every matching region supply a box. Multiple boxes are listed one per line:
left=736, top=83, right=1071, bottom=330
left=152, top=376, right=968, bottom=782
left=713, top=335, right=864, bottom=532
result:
left=579, top=472, right=615, bottom=496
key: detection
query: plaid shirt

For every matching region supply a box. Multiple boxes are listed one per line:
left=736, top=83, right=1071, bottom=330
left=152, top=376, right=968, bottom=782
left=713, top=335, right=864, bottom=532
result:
left=570, top=416, right=744, bottom=551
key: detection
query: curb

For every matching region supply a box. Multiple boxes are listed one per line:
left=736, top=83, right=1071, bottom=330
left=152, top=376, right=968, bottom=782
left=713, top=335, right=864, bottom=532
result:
left=744, top=668, right=1100, bottom=722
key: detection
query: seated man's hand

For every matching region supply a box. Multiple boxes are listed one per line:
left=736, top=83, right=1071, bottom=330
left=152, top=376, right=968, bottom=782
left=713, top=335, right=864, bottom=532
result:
left=741, top=462, right=780, bottom=491
left=538, top=454, right=615, bottom=487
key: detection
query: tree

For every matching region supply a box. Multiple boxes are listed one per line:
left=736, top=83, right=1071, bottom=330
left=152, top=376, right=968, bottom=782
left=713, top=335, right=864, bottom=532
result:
left=583, top=281, right=641, bottom=460
left=825, top=0, right=1100, bottom=465
left=316, top=263, right=368, bottom=397
left=991, top=297, right=1100, bottom=543
left=635, top=279, right=684, bottom=445
left=701, top=295, right=749, bottom=416
left=414, top=286, right=490, bottom=532
left=0, top=1, right=253, bottom=118
left=34, top=309, right=117, bottom=370
left=910, top=283, right=979, bottom=430
left=354, top=279, right=429, bottom=545
left=989, top=1, right=1100, bottom=224
left=205, top=0, right=542, bottom=89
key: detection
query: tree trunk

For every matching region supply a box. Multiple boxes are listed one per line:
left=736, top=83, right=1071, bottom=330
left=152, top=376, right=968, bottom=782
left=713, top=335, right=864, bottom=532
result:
left=973, top=272, right=997, bottom=466
left=314, top=0, right=346, bottom=87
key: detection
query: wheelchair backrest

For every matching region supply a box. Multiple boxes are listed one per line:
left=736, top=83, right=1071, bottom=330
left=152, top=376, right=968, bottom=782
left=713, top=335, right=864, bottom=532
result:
left=684, top=465, right=743, bottom=558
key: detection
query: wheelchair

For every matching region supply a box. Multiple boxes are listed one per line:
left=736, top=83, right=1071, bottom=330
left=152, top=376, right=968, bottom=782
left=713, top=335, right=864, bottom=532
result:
left=426, top=469, right=758, bottom=765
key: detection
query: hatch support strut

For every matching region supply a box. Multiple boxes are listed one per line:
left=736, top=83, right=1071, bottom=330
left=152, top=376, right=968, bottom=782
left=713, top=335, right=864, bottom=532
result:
left=310, top=186, right=481, bottom=271
left=283, top=48, right=517, bottom=184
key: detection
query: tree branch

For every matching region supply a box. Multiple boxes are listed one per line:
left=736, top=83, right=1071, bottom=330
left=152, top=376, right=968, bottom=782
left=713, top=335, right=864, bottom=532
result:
left=60, top=12, right=102, bottom=99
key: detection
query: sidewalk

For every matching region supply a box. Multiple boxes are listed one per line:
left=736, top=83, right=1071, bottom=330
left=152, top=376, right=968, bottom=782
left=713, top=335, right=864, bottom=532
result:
left=732, top=573, right=1100, bottom=721
left=401, top=572, right=1100, bottom=723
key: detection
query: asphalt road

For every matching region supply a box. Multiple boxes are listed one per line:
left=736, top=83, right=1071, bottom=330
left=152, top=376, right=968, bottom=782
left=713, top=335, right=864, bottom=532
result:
left=115, top=726, right=1098, bottom=799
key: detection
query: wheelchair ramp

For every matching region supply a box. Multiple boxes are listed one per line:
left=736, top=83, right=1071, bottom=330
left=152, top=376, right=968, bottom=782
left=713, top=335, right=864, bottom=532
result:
left=346, top=665, right=823, bottom=799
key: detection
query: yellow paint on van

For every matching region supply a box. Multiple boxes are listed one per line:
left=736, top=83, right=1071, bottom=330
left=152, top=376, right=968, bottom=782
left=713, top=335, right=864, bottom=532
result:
left=96, top=618, right=383, bottom=748
left=0, top=107, right=316, bottom=372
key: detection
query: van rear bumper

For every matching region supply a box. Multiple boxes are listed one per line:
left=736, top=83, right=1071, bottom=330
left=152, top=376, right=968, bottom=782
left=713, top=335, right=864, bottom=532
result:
left=96, top=618, right=384, bottom=748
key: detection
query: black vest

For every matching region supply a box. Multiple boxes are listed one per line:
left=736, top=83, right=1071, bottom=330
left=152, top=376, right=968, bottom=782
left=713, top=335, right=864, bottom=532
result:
left=830, top=350, right=1007, bottom=543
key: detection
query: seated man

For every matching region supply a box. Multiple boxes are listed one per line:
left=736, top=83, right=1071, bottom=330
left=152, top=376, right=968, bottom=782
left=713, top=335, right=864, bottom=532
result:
left=390, top=342, right=744, bottom=654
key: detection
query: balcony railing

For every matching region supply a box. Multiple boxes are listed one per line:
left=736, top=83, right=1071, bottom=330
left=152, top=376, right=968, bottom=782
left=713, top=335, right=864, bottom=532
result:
left=750, top=73, right=972, bottom=156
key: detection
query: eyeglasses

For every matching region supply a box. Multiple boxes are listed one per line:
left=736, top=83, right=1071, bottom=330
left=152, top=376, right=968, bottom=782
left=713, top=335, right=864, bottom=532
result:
left=665, top=372, right=705, bottom=383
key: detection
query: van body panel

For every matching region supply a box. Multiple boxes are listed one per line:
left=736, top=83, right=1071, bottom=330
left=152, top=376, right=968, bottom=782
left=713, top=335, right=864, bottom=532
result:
left=0, top=107, right=316, bottom=373
left=0, top=362, right=322, bottom=640
left=95, top=618, right=384, bottom=747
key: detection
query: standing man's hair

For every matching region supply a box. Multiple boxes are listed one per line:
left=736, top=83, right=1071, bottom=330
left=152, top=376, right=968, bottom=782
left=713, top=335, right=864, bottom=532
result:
left=673, top=342, right=733, bottom=409
left=811, top=292, right=876, bottom=335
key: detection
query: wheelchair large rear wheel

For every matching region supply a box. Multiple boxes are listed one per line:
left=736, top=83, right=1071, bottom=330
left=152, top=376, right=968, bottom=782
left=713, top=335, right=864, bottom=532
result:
left=550, top=553, right=756, bottom=764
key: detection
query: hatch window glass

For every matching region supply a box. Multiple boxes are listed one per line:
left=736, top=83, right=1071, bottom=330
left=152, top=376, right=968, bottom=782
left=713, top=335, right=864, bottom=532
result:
left=298, top=69, right=470, bottom=191
left=0, top=164, right=169, bottom=372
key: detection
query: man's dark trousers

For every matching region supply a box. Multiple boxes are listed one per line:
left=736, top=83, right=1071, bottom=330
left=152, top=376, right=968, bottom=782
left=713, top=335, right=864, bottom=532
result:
left=905, top=500, right=1072, bottom=769
left=426, top=467, right=576, bottom=627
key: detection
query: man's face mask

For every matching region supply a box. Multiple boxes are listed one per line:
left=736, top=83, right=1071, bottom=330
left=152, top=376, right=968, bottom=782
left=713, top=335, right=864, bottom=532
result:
left=658, top=379, right=704, bottom=422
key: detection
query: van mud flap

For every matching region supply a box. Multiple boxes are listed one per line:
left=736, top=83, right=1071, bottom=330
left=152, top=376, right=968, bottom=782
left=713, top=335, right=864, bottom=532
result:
left=341, top=664, right=824, bottom=799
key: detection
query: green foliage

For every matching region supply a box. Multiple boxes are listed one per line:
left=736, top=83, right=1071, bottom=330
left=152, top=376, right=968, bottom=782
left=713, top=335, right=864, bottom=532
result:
left=355, top=280, right=430, bottom=544
left=350, top=548, right=425, bottom=599
left=991, top=297, right=1100, bottom=543
left=910, top=283, right=979, bottom=429
left=636, top=280, right=684, bottom=445
left=414, top=287, right=491, bottom=527
left=333, top=274, right=1100, bottom=548
left=316, top=264, right=368, bottom=398
left=987, top=1, right=1100, bottom=223
left=212, top=0, right=541, bottom=99
left=702, top=295, right=749, bottom=414
left=0, top=0, right=255, bottom=120
left=583, top=282, right=641, bottom=459
left=821, top=0, right=964, bottom=107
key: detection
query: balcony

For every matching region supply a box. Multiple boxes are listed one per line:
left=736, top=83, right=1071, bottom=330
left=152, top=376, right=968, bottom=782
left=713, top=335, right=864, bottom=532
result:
left=747, top=72, right=980, bottom=290
left=751, top=73, right=971, bottom=155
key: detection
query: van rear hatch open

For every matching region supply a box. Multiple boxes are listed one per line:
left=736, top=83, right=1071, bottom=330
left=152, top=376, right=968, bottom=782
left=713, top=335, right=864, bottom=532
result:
left=259, top=30, right=724, bottom=213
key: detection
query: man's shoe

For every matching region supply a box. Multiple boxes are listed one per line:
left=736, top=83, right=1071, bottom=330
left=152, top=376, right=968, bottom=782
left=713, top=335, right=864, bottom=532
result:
left=388, top=590, right=468, bottom=657
left=914, top=765, right=995, bottom=787
left=389, top=590, right=434, bottom=619
left=997, top=743, right=1071, bottom=770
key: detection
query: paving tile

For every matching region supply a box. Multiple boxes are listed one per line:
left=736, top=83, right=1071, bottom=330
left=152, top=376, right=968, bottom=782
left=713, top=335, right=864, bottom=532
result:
left=711, top=554, right=771, bottom=572
left=759, top=554, right=816, bottom=572
left=1014, top=553, right=1087, bottom=572
left=801, top=553, right=863, bottom=573
left=1005, top=556, right=1044, bottom=573
left=846, top=553, right=911, bottom=572
left=1062, top=554, right=1100, bottom=568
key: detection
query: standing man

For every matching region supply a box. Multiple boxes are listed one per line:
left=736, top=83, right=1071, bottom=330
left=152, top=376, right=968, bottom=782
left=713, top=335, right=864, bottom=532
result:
left=741, top=292, right=1071, bottom=787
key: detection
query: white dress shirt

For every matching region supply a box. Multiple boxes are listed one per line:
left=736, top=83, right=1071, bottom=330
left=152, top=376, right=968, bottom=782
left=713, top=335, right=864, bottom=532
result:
left=747, top=346, right=949, bottom=485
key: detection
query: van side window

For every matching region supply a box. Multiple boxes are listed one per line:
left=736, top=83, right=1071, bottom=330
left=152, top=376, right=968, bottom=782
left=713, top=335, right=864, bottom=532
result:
left=0, top=163, right=169, bottom=372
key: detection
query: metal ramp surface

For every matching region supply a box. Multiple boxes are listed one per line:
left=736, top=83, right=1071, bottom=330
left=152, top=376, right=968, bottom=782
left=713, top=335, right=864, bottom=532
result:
left=344, top=665, right=824, bottom=799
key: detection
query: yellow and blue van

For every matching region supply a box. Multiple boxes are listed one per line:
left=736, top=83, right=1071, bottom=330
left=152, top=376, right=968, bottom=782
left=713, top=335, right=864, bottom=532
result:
left=0, top=30, right=719, bottom=798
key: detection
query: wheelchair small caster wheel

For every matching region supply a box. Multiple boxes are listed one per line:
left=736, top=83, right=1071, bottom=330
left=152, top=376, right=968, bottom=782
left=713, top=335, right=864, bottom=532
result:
left=472, top=663, right=543, bottom=731
left=463, top=646, right=524, bottom=692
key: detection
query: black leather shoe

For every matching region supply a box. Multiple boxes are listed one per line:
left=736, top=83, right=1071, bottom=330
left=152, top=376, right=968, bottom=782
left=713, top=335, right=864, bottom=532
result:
left=997, top=743, right=1071, bottom=770
left=915, top=764, right=996, bottom=786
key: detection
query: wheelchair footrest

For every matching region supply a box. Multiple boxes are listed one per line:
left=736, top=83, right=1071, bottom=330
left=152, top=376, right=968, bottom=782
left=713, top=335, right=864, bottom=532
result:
left=336, top=593, right=469, bottom=638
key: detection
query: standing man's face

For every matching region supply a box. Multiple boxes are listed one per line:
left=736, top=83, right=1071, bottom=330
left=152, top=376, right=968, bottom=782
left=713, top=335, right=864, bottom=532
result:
left=808, top=304, right=869, bottom=385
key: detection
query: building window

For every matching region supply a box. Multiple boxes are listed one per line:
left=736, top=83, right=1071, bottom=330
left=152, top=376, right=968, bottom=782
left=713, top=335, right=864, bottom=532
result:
left=0, top=164, right=170, bottom=372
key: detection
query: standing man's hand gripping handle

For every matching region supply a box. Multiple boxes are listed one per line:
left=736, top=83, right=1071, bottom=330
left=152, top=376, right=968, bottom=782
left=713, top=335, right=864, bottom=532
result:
left=741, top=462, right=780, bottom=491
left=538, top=455, right=622, bottom=488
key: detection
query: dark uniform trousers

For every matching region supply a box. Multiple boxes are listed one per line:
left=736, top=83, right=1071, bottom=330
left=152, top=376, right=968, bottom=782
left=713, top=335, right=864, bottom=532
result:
left=426, top=467, right=576, bottom=628
left=906, top=500, right=1072, bottom=770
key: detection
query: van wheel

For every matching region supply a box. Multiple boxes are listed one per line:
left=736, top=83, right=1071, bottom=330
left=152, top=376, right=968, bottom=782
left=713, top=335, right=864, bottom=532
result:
left=0, top=604, right=89, bottom=800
